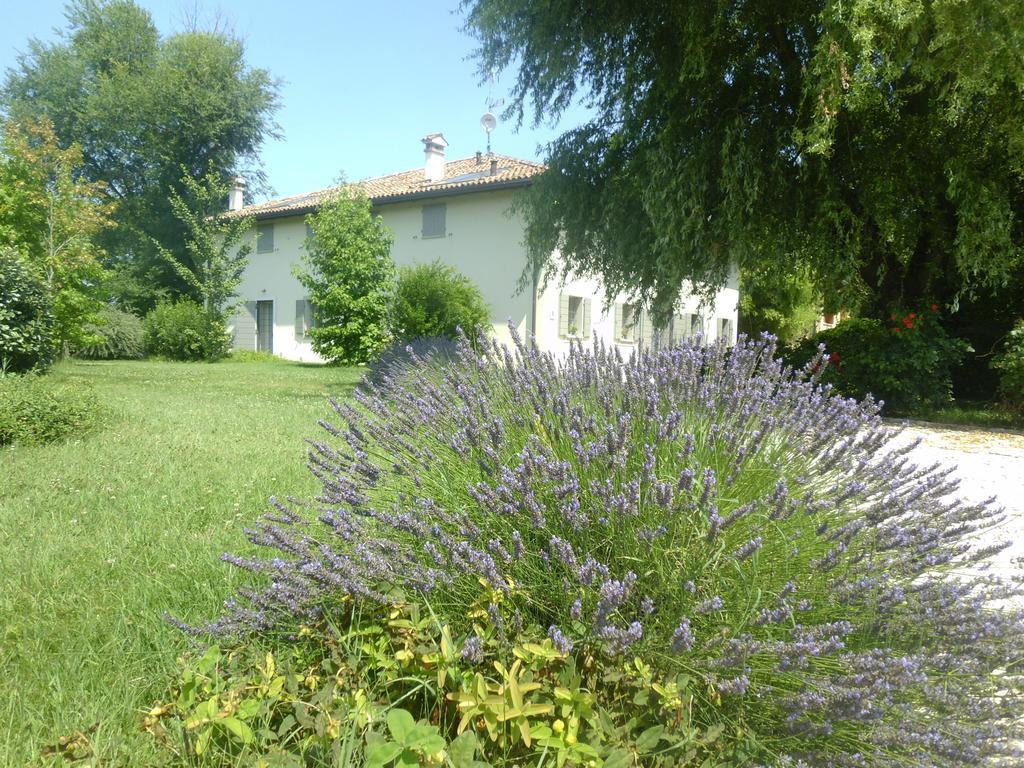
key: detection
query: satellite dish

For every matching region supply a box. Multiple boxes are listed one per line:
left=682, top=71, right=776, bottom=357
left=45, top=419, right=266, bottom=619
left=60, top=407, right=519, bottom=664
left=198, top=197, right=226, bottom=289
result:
left=480, top=112, right=497, bottom=133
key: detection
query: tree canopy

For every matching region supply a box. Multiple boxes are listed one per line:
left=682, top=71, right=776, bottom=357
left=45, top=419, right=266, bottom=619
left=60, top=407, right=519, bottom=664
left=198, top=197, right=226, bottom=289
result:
left=0, top=118, right=112, bottom=350
left=2, top=0, right=279, bottom=310
left=463, top=0, right=1024, bottom=319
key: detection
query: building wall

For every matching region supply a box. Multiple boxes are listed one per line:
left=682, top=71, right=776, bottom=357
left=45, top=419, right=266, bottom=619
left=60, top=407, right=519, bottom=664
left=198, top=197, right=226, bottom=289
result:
left=231, top=216, right=319, bottom=361
left=534, top=265, right=740, bottom=359
left=230, top=188, right=739, bottom=362
left=378, top=189, right=533, bottom=348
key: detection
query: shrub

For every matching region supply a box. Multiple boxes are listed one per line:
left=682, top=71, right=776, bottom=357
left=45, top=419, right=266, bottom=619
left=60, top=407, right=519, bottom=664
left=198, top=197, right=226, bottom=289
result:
left=74, top=305, right=145, bottom=360
left=171, top=332, right=1023, bottom=766
left=0, top=373, right=100, bottom=445
left=994, top=319, right=1024, bottom=413
left=0, top=248, right=56, bottom=373
left=143, top=298, right=229, bottom=361
left=391, top=261, right=490, bottom=344
left=785, top=309, right=969, bottom=415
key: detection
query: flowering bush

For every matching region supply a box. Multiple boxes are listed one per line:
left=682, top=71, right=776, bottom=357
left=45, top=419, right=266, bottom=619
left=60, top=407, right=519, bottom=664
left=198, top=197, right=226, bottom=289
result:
left=177, top=331, right=1023, bottom=766
left=994, top=319, right=1024, bottom=414
left=786, top=309, right=968, bottom=415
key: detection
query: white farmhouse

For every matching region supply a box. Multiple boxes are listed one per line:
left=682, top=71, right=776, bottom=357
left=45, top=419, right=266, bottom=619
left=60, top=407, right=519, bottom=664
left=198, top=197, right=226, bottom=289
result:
left=226, top=133, right=739, bottom=362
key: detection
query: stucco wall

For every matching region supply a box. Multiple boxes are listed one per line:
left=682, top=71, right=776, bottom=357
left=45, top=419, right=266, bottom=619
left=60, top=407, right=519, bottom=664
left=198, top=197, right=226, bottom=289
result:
left=230, top=188, right=739, bottom=362
left=378, top=189, right=533, bottom=349
left=231, top=217, right=320, bottom=362
left=534, top=265, right=740, bottom=359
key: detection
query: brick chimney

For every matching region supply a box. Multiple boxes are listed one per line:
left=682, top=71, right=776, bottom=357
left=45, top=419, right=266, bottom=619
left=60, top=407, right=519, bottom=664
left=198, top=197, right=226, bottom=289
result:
left=422, top=133, right=448, bottom=183
left=228, top=176, right=246, bottom=211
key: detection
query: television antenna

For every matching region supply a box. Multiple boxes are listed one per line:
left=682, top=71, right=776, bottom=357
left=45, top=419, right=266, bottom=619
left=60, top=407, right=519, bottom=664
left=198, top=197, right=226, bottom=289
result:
left=480, top=112, right=497, bottom=154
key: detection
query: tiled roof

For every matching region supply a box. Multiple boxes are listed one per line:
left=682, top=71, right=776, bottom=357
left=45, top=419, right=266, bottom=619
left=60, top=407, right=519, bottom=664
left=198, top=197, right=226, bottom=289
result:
left=227, top=153, right=545, bottom=220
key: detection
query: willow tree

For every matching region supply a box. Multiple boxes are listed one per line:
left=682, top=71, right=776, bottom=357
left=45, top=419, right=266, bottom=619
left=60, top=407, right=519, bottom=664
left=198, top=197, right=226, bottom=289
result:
left=463, top=0, right=1024, bottom=319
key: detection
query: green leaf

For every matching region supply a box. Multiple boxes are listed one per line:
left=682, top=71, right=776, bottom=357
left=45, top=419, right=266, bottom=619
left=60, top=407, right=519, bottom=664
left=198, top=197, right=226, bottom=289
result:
left=364, top=739, right=403, bottom=768
left=448, top=731, right=478, bottom=768
left=603, top=747, right=632, bottom=768
left=218, top=716, right=254, bottom=744
left=386, top=708, right=417, bottom=743
left=635, top=725, right=665, bottom=753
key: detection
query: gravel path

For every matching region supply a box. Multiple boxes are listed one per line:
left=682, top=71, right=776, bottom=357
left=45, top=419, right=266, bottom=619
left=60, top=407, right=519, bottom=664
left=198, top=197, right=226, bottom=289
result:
left=889, top=421, right=1024, bottom=579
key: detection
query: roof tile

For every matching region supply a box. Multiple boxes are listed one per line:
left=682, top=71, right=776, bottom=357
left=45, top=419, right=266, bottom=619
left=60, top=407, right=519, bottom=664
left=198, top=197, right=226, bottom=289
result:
left=228, top=154, right=544, bottom=219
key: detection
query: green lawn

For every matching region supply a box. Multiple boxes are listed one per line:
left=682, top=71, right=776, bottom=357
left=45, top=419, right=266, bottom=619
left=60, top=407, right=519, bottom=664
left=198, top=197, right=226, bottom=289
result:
left=0, top=359, right=361, bottom=766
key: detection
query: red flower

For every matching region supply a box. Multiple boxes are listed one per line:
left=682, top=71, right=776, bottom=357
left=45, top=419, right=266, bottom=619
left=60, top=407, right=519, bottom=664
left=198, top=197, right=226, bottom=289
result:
left=902, top=317, right=914, bottom=329
left=893, top=327, right=902, bottom=333
left=890, top=314, right=898, bottom=321
left=930, top=303, right=939, bottom=312
left=908, top=312, right=916, bottom=319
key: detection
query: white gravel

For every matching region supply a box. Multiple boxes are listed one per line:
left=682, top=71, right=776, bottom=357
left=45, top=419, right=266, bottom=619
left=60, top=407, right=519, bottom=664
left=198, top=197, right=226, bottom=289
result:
left=888, top=421, right=1024, bottom=580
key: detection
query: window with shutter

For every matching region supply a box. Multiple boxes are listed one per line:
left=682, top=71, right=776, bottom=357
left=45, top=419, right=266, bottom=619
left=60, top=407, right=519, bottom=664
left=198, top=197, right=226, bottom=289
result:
left=421, top=204, right=446, bottom=238
left=718, top=317, right=734, bottom=344
left=616, top=303, right=639, bottom=342
left=690, top=314, right=704, bottom=337
left=560, top=294, right=589, bottom=338
left=257, top=223, right=274, bottom=253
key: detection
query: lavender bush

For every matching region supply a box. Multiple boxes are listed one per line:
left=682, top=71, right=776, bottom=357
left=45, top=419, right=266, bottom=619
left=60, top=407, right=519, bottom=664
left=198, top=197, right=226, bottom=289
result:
left=186, top=330, right=1024, bottom=765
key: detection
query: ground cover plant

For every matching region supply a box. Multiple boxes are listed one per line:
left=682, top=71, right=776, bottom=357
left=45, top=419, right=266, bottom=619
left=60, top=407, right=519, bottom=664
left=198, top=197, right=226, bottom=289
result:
left=0, top=358, right=360, bottom=765
left=163, top=332, right=1024, bottom=766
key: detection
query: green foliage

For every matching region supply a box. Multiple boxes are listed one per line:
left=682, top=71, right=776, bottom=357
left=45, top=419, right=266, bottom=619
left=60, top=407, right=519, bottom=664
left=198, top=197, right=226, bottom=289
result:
left=739, top=265, right=822, bottom=344
left=0, top=248, right=56, bottom=373
left=994, top=320, right=1024, bottom=414
left=298, top=186, right=395, bottom=364
left=144, top=298, right=229, bottom=361
left=149, top=602, right=735, bottom=767
left=0, top=118, right=112, bottom=349
left=391, top=262, right=490, bottom=343
left=786, top=310, right=970, bottom=415
left=0, top=373, right=100, bottom=445
left=154, top=168, right=253, bottom=326
left=2, top=0, right=279, bottom=310
left=464, top=0, right=1024, bottom=319
left=224, top=349, right=283, bottom=364
left=74, top=305, right=144, bottom=360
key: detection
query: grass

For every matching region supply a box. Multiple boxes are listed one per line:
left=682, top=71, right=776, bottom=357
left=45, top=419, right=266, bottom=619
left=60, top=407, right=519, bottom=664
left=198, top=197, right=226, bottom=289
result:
left=908, top=400, right=1024, bottom=431
left=0, top=358, right=361, bottom=766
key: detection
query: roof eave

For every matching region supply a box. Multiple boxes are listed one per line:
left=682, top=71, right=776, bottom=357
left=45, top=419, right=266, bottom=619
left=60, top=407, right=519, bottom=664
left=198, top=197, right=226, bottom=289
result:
left=242, top=176, right=536, bottom=221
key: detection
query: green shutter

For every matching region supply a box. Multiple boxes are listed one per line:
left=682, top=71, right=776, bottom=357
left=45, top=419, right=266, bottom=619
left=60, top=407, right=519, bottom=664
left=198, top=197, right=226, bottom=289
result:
left=582, top=298, right=592, bottom=337
left=613, top=303, right=623, bottom=341
left=295, top=299, right=306, bottom=340
left=257, top=223, right=274, bottom=253
left=558, top=293, right=570, bottom=337
left=641, top=309, right=654, bottom=350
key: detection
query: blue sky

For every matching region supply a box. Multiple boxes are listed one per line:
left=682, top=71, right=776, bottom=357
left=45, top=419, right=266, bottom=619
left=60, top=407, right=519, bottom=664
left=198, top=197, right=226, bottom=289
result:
left=1, top=0, right=589, bottom=202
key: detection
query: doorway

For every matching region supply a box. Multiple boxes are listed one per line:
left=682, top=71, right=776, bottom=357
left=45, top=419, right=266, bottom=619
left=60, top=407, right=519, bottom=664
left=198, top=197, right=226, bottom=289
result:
left=256, top=300, right=274, bottom=353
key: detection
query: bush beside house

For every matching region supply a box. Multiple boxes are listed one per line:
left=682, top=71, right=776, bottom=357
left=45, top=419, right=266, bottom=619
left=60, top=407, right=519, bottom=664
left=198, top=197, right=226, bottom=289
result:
left=390, top=261, right=490, bottom=344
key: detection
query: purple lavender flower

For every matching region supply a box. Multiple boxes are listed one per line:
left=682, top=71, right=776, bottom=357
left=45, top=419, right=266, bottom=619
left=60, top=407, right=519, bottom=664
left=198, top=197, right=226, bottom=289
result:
left=548, top=624, right=574, bottom=654
left=461, top=635, right=484, bottom=664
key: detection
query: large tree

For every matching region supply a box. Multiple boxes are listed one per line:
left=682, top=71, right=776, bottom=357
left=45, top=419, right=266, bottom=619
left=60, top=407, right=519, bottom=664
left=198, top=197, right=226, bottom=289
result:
left=2, top=0, right=279, bottom=310
left=464, top=0, right=1024, bottom=320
